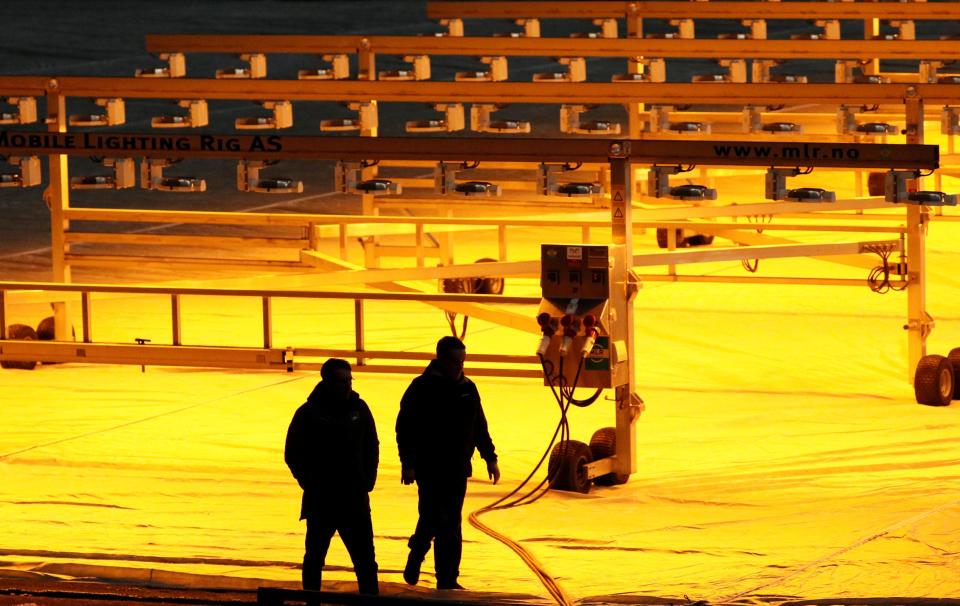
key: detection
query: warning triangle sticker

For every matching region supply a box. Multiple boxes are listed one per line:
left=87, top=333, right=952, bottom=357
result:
left=613, top=208, right=624, bottom=219
left=613, top=191, right=624, bottom=202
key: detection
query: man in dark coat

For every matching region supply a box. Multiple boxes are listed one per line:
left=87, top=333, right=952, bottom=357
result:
left=285, top=358, right=379, bottom=595
left=396, top=336, right=500, bottom=590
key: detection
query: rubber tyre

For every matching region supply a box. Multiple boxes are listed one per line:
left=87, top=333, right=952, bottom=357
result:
left=37, top=316, right=76, bottom=365
left=656, top=228, right=687, bottom=249
left=589, top=427, right=630, bottom=486
left=685, top=234, right=714, bottom=247
left=440, top=276, right=473, bottom=294
left=914, top=354, right=954, bottom=406
left=948, top=348, right=960, bottom=400
left=548, top=440, right=593, bottom=494
left=37, top=316, right=76, bottom=341
left=1, top=324, right=38, bottom=370
left=472, top=257, right=504, bottom=295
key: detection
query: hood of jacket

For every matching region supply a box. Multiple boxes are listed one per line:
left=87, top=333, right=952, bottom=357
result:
left=306, top=380, right=358, bottom=406
left=423, top=358, right=467, bottom=385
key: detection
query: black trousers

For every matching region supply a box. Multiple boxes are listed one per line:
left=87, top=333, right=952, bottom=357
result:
left=408, top=475, right=468, bottom=586
left=303, top=493, right=379, bottom=595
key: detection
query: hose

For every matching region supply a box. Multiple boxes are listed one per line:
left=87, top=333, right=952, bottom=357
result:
left=466, top=353, right=592, bottom=606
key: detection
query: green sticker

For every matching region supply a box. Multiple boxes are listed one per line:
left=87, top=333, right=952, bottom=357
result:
left=584, top=336, right=610, bottom=371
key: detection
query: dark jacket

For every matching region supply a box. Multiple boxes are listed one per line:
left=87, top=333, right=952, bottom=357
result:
left=285, top=381, right=379, bottom=519
left=395, top=360, right=497, bottom=481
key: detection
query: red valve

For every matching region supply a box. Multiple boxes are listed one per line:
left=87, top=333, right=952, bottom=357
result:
left=537, top=312, right=556, bottom=336
left=560, top=314, right=574, bottom=327
left=583, top=314, right=596, bottom=328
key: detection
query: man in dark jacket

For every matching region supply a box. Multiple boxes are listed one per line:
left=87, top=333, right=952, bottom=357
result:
left=396, top=336, right=500, bottom=590
left=285, top=358, right=379, bottom=595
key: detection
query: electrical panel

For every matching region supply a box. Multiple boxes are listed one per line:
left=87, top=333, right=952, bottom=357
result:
left=540, top=244, right=611, bottom=300
left=537, top=244, right=624, bottom=389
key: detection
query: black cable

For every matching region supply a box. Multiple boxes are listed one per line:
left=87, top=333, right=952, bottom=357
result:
left=476, top=350, right=599, bottom=516
left=477, top=355, right=571, bottom=512
left=741, top=215, right=766, bottom=273
left=866, top=244, right=907, bottom=294
left=444, top=311, right=468, bottom=339
left=467, top=353, right=588, bottom=606
left=561, top=355, right=603, bottom=407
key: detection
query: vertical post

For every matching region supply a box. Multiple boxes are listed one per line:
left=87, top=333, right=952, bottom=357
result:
left=356, top=41, right=380, bottom=266
left=354, top=299, right=365, bottom=367
left=904, top=93, right=928, bottom=382
left=498, top=224, right=507, bottom=260
left=358, top=41, right=376, bottom=81
left=609, top=150, right=639, bottom=478
left=357, top=43, right=378, bottom=137
left=625, top=6, right=644, bottom=140
left=362, top=194, right=378, bottom=268
left=439, top=208, right=455, bottom=266
left=667, top=227, right=678, bottom=276
left=46, top=89, right=72, bottom=339
left=81, top=291, right=91, bottom=343
left=415, top=223, right=425, bottom=268
left=262, top=296, right=273, bottom=349
left=339, top=224, right=348, bottom=260
left=171, top=294, right=181, bottom=346
left=863, top=18, right=880, bottom=76
left=0, top=289, right=6, bottom=338
left=46, top=90, right=71, bottom=283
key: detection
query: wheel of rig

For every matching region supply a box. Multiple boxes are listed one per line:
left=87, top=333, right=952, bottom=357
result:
left=589, top=427, right=630, bottom=486
left=914, top=354, right=953, bottom=407
left=548, top=440, right=593, bottom=494
left=656, top=228, right=688, bottom=249
left=1, top=324, right=38, bottom=370
left=37, top=316, right=76, bottom=365
left=36, top=316, right=76, bottom=341
left=867, top=171, right=886, bottom=196
left=948, top=348, right=960, bottom=400
left=684, top=234, right=714, bottom=247
left=472, top=257, right=505, bottom=295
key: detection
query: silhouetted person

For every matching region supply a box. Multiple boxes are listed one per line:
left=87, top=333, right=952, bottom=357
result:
left=285, top=358, right=379, bottom=595
left=396, top=336, right=500, bottom=590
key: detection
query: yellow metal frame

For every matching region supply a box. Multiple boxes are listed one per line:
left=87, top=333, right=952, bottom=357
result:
left=145, top=34, right=960, bottom=61
left=426, top=1, right=960, bottom=22
left=0, top=131, right=939, bottom=482
left=0, top=130, right=939, bottom=382
left=0, top=280, right=541, bottom=375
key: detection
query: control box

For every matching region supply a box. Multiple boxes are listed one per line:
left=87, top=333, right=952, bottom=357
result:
left=541, top=244, right=611, bottom=300
left=537, top=244, right=623, bottom=389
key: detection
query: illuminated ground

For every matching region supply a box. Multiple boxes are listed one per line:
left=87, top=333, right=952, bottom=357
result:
left=2, top=2, right=960, bottom=605
left=3, top=212, right=960, bottom=604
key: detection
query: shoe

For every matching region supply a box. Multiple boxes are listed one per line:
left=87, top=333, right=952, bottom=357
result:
left=437, top=581, right=466, bottom=590
left=357, top=574, right=379, bottom=596
left=358, top=585, right=379, bottom=596
left=403, top=552, right=422, bottom=586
